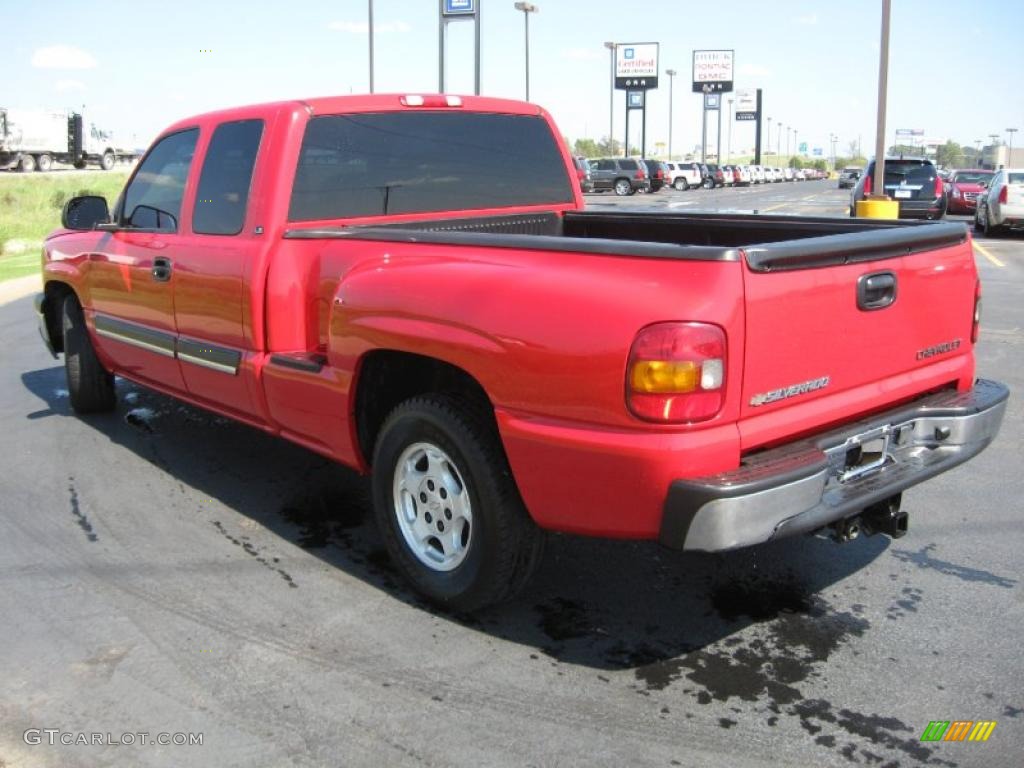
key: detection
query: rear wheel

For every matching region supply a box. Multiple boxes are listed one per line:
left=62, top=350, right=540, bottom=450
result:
left=979, top=204, right=999, bottom=237
left=62, top=296, right=116, bottom=413
left=613, top=178, right=631, bottom=196
left=17, top=154, right=35, bottom=172
left=372, top=395, right=544, bottom=611
left=673, top=178, right=687, bottom=191
left=36, top=153, right=52, bottom=172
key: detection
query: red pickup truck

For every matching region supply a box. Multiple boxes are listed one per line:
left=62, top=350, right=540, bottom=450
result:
left=35, top=94, right=1007, bottom=610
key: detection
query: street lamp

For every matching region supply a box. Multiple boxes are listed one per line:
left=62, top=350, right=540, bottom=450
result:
left=778, top=123, right=783, bottom=162
left=1007, top=128, right=1018, bottom=165
left=513, top=3, right=538, bottom=101
left=787, top=126, right=791, bottom=159
left=603, top=42, right=615, bottom=149
left=368, top=0, right=375, bottom=92
left=766, top=117, right=773, bottom=159
left=665, top=69, right=677, bottom=160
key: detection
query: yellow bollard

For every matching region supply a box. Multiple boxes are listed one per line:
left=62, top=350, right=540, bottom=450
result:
left=855, top=198, right=899, bottom=219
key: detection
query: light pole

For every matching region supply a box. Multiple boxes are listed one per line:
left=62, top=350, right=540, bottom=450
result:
left=368, top=0, right=375, bottom=92
left=787, top=126, right=791, bottom=160
left=513, top=3, right=538, bottom=101
left=777, top=123, right=782, bottom=162
left=665, top=69, right=677, bottom=160
left=604, top=42, right=615, bottom=149
left=727, top=97, right=733, bottom=163
left=1007, top=127, right=1018, bottom=166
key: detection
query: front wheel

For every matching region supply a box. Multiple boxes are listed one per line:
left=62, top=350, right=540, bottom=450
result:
left=673, top=178, right=687, bottom=191
left=372, top=395, right=544, bottom=611
left=62, top=296, right=116, bottom=413
left=613, top=178, right=631, bottom=196
left=100, top=151, right=115, bottom=171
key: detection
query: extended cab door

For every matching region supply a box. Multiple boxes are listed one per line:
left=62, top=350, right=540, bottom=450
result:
left=170, top=118, right=267, bottom=422
left=87, top=128, right=199, bottom=391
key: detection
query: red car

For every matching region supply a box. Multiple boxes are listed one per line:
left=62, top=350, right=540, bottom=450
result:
left=946, top=169, right=994, bottom=215
left=35, top=93, right=1007, bottom=610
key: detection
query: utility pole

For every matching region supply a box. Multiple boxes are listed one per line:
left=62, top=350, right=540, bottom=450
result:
left=1007, top=127, right=1018, bottom=166
left=666, top=69, right=677, bottom=160
left=513, top=3, right=538, bottom=101
left=368, top=0, right=375, bottom=92
left=777, top=123, right=782, bottom=162
left=767, top=117, right=772, bottom=160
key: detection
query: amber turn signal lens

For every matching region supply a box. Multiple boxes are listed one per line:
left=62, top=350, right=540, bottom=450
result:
left=630, top=360, right=699, bottom=393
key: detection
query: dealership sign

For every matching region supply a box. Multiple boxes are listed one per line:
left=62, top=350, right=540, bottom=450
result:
left=692, top=49, right=734, bottom=93
left=615, top=43, right=659, bottom=90
left=735, top=88, right=757, bottom=120
left=442, top=0, right=475, bottom=15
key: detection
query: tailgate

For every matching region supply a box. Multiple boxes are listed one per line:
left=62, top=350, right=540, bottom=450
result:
left=739, top=224, right=976, bottom=446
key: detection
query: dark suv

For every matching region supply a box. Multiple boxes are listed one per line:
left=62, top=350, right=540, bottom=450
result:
left=838, top=167, right=862, bottom=189
left=850, top=158, right=946, bottom=219
left=589, top=158, right=650, bottom=195
left=644, top=160, right=668, bottom=191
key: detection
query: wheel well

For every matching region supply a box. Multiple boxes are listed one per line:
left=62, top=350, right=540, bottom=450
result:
left=355, top=350, right=494, bottom=467
left=43, top=281, right=75, bottom=353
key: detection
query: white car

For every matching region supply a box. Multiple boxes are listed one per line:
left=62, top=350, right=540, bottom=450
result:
left=794, top=168, right=807, bottom=181
left=783, top=167, right=794, bottom=181
left=665, top=161, right=702, bottom=190
left=733, top=165, right=752, bottom=186
left=751, top=165, right=766, bottom=184
left=975, top=167, right=1024, bottom=237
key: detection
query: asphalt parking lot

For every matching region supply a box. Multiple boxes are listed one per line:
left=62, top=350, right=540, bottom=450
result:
left=1, top=183, right=1021, bottom=767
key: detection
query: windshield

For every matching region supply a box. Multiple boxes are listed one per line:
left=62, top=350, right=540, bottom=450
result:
left=952, top=171, right=993, bottom=185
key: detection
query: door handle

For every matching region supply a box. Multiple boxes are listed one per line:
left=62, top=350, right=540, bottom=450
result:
left=152, top=257, right=172, bottom=282
left=857, top=271, right=897, bottom=310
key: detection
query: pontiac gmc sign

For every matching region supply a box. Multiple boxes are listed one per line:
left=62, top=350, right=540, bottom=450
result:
left=615, top=43, right=659, bottom=90
left=692, top=49, right=734, bottom=93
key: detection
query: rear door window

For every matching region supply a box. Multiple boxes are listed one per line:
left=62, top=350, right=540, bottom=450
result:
left=193, top=119, right=264, bottom=235
left=289, top=112, right=574, bottom=221
left=619, top=160, right=638, bottom=171
left=1008, top=173, right=1024, bottom=184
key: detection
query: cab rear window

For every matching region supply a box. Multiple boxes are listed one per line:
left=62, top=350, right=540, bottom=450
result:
left=289, top=112, right=574, bottom=221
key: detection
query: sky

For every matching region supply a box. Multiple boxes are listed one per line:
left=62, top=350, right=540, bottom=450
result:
left=7, top=0, right=1024, bottom=159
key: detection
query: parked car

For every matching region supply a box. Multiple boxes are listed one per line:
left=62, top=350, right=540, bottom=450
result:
left=719, top=165, right=736, bottom=186
left=644, top=159, right=669, bottom=191
left=665, top=161, right=702, bottom=190
left=733, top=165, right=752, bottom=186
left=838, top=167, right=862, bottom=189
left=793, top=168, right=806, bottom=181
left=572, top=156, right=593, bottom=193
left=37, top=92, right=1006, bottom=611
left=849, top=157, right=947, bottom=220
left=945, top=169, right=994, bottom=215
left=974, top=168, right=1024, bottom=236
left=783, top=167, right=794, bottom=182
left=750, top=165, right=766, bottom=184
left=590, top=157, right=650, bottom=195
left=704, top=163, right=726, bottom=188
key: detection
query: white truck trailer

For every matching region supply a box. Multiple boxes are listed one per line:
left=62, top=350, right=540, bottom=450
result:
left=0, top=108, right=140, bottom=172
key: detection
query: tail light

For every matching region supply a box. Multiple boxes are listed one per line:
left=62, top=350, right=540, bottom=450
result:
left=863, top=173, right=873, bottom=196
left=635, top=169, right=646, bottom=179
left=627, top=322, right=726, bottom=423
left=934, top=175, right=944, bottom=198
left=998, top=185, right=1008, bottom=204
left=972, top=279, right=982, bottom=344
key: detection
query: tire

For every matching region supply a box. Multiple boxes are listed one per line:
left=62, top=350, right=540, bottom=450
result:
left=613, top=178, right=631, bottom=196
left=62, top=296, right=116, bottom=414
left=100, top=151, right=115, bottom=171
left=372, top=395, right=544, bottom=612
left=36, top=153, right=52, bottom=172
left=17, top=154, right=35, bottom=172
left=673, top=178, right=687, bottom=191
left=73, top=159, right=87, bottom=170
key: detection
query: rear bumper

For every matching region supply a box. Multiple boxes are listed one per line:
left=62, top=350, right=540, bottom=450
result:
left=896, top=198, right=947, bottom=219
left=660, top=380, right=1008, bottom=552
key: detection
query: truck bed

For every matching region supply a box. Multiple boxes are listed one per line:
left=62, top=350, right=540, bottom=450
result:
left=284, top=210, right=968, bottom=272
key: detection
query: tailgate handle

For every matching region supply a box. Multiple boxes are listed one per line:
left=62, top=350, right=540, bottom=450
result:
left=857, top=271, right=897, bottom=310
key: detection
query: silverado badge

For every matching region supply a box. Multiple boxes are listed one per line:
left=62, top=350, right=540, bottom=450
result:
left=750, top=376, right=831, bottom=407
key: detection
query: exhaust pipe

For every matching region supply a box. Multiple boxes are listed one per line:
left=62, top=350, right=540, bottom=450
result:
left=831, top=516, right=862, bottom=543
left=861, top=494, right=908, bottom=539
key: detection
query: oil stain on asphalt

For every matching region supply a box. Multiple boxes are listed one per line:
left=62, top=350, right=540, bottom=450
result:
left=68, top=475, right=98, bottom=542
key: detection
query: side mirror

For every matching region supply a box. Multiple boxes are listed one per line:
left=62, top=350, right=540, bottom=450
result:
left=62, top=196, right=110, bottom=230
